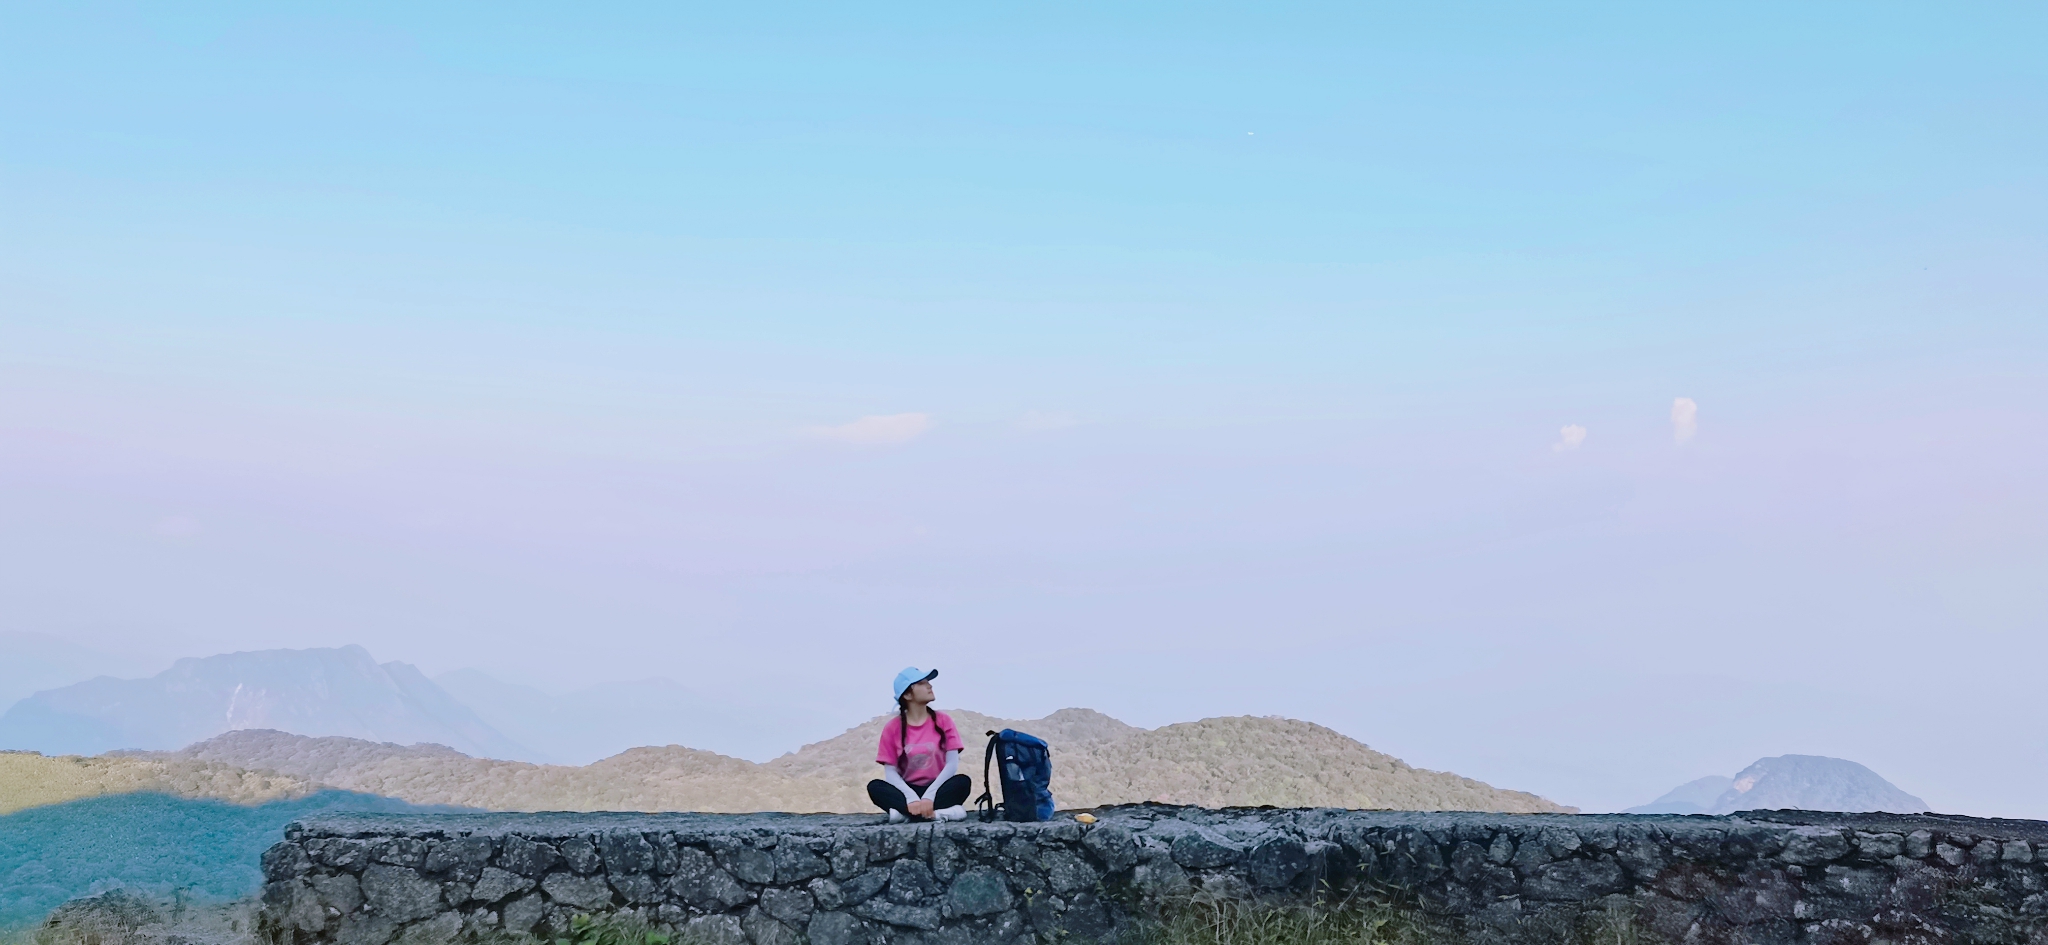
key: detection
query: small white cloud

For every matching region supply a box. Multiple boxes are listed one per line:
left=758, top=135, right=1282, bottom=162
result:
left=1017, top=410, right=1079, bottom=431
left=1553, top=424, right=1587, bottom=452
left=809, top=413, right=933, bottom=446
left=1672, top=397, right=1698, bottom=444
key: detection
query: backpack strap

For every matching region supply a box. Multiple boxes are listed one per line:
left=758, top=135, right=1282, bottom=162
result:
left=973, top=730, right=1000, bottom=822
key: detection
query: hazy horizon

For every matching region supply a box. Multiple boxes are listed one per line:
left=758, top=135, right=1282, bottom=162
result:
left=4, top=5, right=2044, bottom=817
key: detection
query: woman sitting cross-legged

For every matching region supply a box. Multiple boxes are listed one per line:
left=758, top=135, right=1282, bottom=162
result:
left=869, top=666, right=970, bottom=822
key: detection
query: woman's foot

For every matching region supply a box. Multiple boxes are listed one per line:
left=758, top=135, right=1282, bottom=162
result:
left=935, top=805, right=967, bottom=821
left=887, top=809, right=907, bottom=824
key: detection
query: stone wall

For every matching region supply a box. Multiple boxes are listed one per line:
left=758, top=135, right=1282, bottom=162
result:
left=260, top=806, right=2048, bottom=945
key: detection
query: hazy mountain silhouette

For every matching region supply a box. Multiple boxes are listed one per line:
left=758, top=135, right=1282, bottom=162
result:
left=0, top=645, right=528, bottom=759
left=434, top=669, right=814, bottom=765
left=0, top=632, right=160, bottom=712
left=1625, top=775, right=1735, bottom=814
left=1630, top=755, right=1926, bottom=814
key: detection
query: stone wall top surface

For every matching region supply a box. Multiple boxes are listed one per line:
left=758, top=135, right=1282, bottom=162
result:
left=284, top=804, right=2048, bottom=843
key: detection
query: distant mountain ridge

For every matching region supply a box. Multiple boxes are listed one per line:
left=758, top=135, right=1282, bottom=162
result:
left=153, top=709, right=1573, bottom=814
left=0, top=632, right=161, bottom=711
left=1629, top=755, right=1926, bottom=814
left=0, top=646, right=527, bottom=759
left=0, top=644, right=1572, bottom=814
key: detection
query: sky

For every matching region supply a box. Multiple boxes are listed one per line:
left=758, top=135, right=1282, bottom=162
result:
left=2, top=3, right=2045, bottom=815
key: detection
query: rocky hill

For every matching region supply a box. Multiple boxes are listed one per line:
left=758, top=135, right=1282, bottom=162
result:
left=152, top=709, right=1571, bottom=813
left=0, top=750, right=312, bottom=816
left=0, top=646, right=527, bottom=759
left=1712, top=755, right=1926, bottom=814
left=1629, top=755, right=1926, bottom=815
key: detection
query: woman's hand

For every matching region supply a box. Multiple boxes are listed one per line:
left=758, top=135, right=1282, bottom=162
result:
left=907, top=798, right=935, bottom=818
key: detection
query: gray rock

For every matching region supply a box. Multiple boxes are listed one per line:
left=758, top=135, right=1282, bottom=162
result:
left=683, top=914, right=745, bottom=945
left=1132, top=858, right=1190, bottom=897
left=1061, top=892, right=1114, bottom=941
left=806, top=911, right=864, bottom=945
left=559, top=837, right=603, bottom=875
left=869, top=829, right=910, bottom=864
left=648, top=833, right=682, bottom=875
left=469, top=867, right=533, bottom=905
left=668, top=847, right=753, bottom=910
left=829, top=842, right=867, bottom=879
left=599, top=832, right=657, bottom=874
left=335, top=912, right=401, bottom=945
left=373, top=838, right=428, bottom=868
left=500, top=894, right=545, bottom=935
left=760, top=886, right=815, bottom=925
left=423, top=838, right=494, bottom=879
left=1781, top=829, right=1852, bottom=865
left=1540, top=828, right=1584, bottom=860
left=851, top=898, right=943, bottom=930
left=839, top=867, right=890, bottom=905
left=460, top=908, right=498, bottom=936
left=808, top=876, right=845, bottom=911
left=540, top=871, right=615, bottom=910
left=887, top=860, right=941, bottom=904
left=361, top=864, right=443, bottom=923
left=1855, top=832, right=1904, bottom=860
left=713, top=839, right=777, bottom=885
left=265, top=841, right=314, bottom=879
left=1171, top=830, right=1243, bottom=869
left=1512, top=835, right=1552, bottom=874
left=394, top=912, right=461, bottom=945
left=1039, top=849, right=1098, bottom=894
left=274, top=879, right=326, bottom=932
left=312, top=872, right=364, bottom=914
left=1823, top=865, right=1889, bottom=901
left=498, top=837, right=560, bottom=877
left=1081, top=824, right=1138, bottom=873
left=775, top=843, right=831, bottom=883
left=1247, top=838, right=1310, bottom=890
left=315, top=839, right=373, bottom=871
left=945, top=869, right=1014, bottom=918
left=2004, top=840, right=2034, bottom=863
left=741, top=907, right=800, bottom=945
left=926, top=835, right=963, bottom=881
left=1524, top=858, right=1626, bottom=901
left=609, top=871, right=664, bottom=905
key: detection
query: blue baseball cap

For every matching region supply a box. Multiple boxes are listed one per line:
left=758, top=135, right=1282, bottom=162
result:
left=892, top=667, right=938, bottom=701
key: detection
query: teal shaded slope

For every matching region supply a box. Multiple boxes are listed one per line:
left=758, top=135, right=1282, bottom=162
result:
left=0, top=790, right=456, bottom=928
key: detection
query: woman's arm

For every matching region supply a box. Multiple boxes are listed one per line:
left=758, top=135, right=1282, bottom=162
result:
left=880, top=763, right=915, bottom=800
left=918, top=750, right=961, bottom=801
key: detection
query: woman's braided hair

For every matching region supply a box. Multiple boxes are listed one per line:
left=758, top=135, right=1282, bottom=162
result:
left=897, top=690, right=911, bottom=770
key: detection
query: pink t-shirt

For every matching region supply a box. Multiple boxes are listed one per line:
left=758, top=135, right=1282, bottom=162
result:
left=876, top=710, right=964, bottom=786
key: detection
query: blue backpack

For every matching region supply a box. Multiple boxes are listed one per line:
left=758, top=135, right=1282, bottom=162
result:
left=975, top=729, right=1055, bottom=822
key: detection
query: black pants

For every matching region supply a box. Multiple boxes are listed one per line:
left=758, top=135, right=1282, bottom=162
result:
left=868, top=774, right=971, bottom=817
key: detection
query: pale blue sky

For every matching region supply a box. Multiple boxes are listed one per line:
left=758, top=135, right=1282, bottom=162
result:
left=2, top=3, right=2045, bottom=814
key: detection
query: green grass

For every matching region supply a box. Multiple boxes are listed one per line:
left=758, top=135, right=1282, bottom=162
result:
left=0, top=790, right=454, bottom=929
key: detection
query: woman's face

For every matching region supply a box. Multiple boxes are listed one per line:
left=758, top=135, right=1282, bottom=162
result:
left=905, top=680, right=935, bottom=705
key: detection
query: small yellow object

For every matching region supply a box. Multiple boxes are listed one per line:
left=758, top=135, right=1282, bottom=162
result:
left=1075, top=813, right=1097, bottom=824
